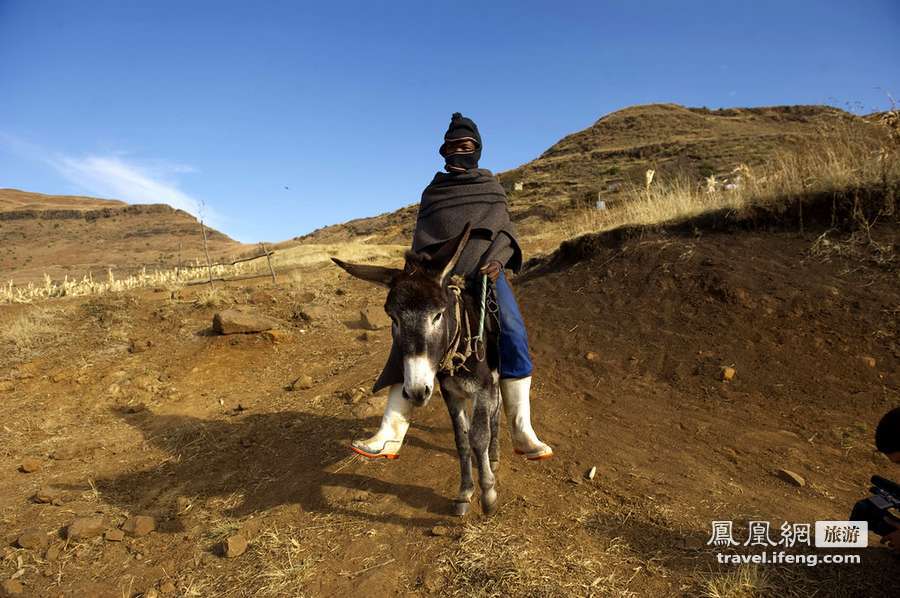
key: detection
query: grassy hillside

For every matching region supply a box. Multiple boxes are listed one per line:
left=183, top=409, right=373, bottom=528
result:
left=292, top=103, right=893, bottom=255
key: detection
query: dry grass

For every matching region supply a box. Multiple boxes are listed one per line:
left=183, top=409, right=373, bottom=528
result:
left=0, top=263, right=253, bottom=304
left=556, top=114, right=899, bottom=242
left=701, top=565, right=774, bottom=598
left=437, top=517, right=638, bottom=597
left=0, top=306, right=62, bottom=351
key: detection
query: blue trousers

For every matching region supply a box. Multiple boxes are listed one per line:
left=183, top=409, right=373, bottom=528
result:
left=495, top=272, right=534, bottom=379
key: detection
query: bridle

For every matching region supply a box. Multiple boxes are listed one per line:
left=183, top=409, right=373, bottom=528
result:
left=438, top=276, right=489, bottom=376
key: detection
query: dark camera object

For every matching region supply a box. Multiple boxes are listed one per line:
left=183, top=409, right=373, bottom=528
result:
left=851, top=475, right=900, bottom=536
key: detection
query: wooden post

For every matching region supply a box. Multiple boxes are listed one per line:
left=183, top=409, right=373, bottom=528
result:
left=200, top=219, right=214, bottom=286
left=260, top=242, right=277, bottom=284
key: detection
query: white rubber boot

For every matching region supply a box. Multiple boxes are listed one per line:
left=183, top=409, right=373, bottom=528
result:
left=350, top=384, right=411, bottom=459
left=501, top=376, right=553, bottom=460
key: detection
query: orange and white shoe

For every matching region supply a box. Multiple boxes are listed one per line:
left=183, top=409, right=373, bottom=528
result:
left=501, top=376, right=553, bottom=460
left=350, top=384, right=410, bottom=460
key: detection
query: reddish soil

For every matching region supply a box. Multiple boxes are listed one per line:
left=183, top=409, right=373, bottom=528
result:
left=1, top=203, right=898, bottom=596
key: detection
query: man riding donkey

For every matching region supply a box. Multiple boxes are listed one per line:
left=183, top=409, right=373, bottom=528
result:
left=351, top=112, right=553, bottom=461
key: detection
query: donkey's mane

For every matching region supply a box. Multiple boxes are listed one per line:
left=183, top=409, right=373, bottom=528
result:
left=403, top=250, right=440, bottom=275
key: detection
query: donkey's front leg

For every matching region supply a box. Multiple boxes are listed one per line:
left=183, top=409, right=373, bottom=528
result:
left=443, top=393, right=475, bottom=516
left=488, top=375, right=501, bottom=473
left=470, top=388, right=499, bottom=515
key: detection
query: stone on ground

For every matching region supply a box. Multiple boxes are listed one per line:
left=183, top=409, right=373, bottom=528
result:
left=775, top=468, right=806, bottom=487
left=212, top=309, right=277, bottom=335
left=122, top=515, right=156, bottom=537
left=34, top=486, right=63, bottom=504
left=66, top=516, right=105, bottom=540
left=721, top=366, right=736, bottom=381
left=222, top=534, right=248, bottom=558
left=17, top=528, right=48, bottom=550
left=19, top=457, right=42, bottom=473
left=104, top=529, right=125, bottom=542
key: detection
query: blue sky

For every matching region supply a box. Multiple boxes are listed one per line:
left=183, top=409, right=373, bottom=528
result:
left=1, top=1, right=898, bottom=242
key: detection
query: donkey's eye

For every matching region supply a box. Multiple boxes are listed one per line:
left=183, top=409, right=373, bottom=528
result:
left=432, top=312, right=443, bottom=324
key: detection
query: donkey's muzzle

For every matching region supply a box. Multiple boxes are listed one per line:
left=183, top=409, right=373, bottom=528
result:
left=403, top=383, right=433, bottom=406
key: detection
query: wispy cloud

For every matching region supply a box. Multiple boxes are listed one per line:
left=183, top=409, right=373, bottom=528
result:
left=50, top=154, right=203, bottom=216
left=0, top=132, right=214, bottom=223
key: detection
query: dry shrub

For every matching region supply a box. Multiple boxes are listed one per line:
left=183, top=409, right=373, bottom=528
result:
left=1, top=307, right=62, bottom=351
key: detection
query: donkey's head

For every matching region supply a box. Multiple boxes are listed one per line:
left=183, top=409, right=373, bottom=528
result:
left=332, top=223, right=471, bottom=406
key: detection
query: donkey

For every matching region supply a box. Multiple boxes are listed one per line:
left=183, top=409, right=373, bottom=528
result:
left=332, top=224, right=502, bottom=516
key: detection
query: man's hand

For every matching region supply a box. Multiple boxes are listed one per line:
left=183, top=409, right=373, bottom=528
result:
left=480, top=260, right=502, bottom=282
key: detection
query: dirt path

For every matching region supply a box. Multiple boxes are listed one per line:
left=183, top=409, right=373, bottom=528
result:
left=1, top=219, right=898, bottom=597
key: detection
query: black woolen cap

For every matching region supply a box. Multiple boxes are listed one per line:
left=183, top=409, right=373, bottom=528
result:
left=440, top=112, right=482, bottom=156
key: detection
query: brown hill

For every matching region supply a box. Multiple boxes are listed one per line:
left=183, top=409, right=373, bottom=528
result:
left=0, top=188, right=244, bottom=284
left=292, top=103, right=886, bottom=252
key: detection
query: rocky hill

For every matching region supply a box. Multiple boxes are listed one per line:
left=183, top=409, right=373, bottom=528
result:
left=292, top=103, right=886, bottom=248
left=0, top=188, right=243, bottom=284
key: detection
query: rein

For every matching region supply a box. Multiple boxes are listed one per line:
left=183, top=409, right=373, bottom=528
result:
left=439, top=274, right=489, bottom=376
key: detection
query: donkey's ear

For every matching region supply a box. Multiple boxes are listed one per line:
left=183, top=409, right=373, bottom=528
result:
left=331, top=258, right=401, bottom=288
left=429, top=222, right=472, bottom=284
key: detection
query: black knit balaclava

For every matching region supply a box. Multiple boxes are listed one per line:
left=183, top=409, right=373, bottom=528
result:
left=439, top=112, right=482, bottom=172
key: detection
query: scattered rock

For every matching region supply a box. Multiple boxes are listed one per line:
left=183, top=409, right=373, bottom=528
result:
left=567, top=477, right=582, bottom=485
left=129, top=338, right=153, bottom=354
left=33, top=486, right=62, bottom=504
left=430, top=525, right=452, bottom=537
left=585, top=351, right=599, bottom=361
left=212, top=309, right=277, bottom=335
left=584, top=466, right=597, bottom=481
left=261, top=329, right=290, bottom=343
left=17, top=528, right=48, bottom=550
left=49, top=369, right=75, bottom=383
left=360, top=307, right=391, bottom=330
left=104, top=529, right=125, bottom=542
left=66, top=516, right=104, bottom=541
left=19, top=457, right=42, bottom=473
left=860, top=356, right=876, bottom=369
left=775, top=468, right=806, bottom=487
left=720, top=366, right=736, bottom=381
left=222, top=534, right=248, bottom=558
left=294, top=305, right=330, bottom=324
left=122, top=515, right=156, bottom=537
left=0, top=579, right=23, bottom=596
left=287, top=375, right=313, bottom=391
left=51, top=445, right=80, bottom=461
left=45, top=543, right=63, bottom=562
left=723, top=448, right=739, bottom=464
left=159, top=580, right=177, bottom=595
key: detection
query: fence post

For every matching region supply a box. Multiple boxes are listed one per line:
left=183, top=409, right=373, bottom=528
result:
left=199, top=219, right=214, bottom=287
left=260, top=242, right=277, bottom=284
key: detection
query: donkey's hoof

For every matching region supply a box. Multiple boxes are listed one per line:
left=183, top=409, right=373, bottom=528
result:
left=481, top=489, right=498, bottom=516
left=489, top=459, right=500, bottom=473
left=453, top=501, right=471, bottom=517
